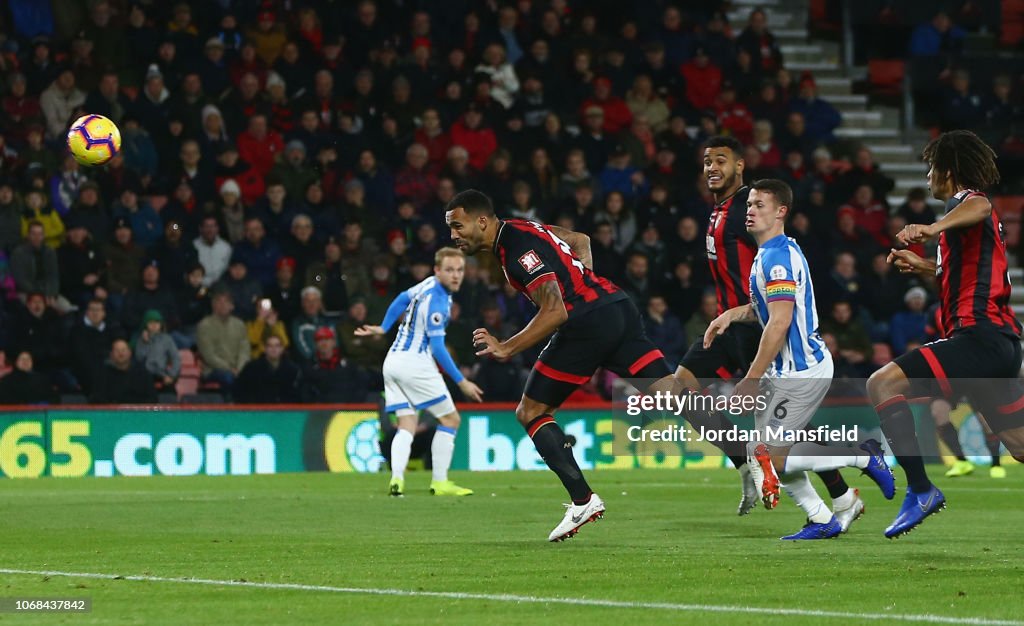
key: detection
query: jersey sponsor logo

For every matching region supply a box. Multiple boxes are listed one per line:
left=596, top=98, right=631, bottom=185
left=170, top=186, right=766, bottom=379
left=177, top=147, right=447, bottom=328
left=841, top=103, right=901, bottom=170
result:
left=769, top=265, right=787, bottom=281
left=430, top=311, right=444, bottom=326
left=518, top=250, right=545, bottom=274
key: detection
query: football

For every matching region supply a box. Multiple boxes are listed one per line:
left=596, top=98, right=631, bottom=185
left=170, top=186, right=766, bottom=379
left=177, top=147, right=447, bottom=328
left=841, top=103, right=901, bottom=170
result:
left=66, top=114, right=121, bottom=166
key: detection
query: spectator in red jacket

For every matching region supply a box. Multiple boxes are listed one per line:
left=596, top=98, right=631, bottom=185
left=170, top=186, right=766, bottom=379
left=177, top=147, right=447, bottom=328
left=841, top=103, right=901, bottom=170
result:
left=680, top=47, right=721, bottom=112
left=752, top=119, right=782, bottom=169
left=236, top=113, right=284, bottom=176
left=413, top=107, right=451, bottom=168
left=839, top=184, right=888, bottom=247
left=714, top=82, right=754, bottom=144
left=449, top=103, right=497, bottom=172
left=393, top=144, right=438, bottom=210
left=580, top=77, right=633, bottom=135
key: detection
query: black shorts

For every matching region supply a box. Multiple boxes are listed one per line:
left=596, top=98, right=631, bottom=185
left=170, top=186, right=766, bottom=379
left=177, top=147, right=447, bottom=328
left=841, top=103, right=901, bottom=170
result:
left=895, top=326, right=1024, bottom=433
left=524, top=298, right=672, bottom=407
left=678, top=321, right=762, bottom=380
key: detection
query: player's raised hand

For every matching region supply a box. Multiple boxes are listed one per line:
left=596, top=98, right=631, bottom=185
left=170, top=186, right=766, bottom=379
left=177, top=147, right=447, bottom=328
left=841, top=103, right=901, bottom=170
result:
left=457, top=379, right=484, bottom=402
left=703, top=312, right=732, bottom=349
left=887, top=248, right=927, bottom=274
left=896, top=222, right=937, bottom=245
left=473, top=328, right=510, bottom=359
left=354, top=325, right=385, bottom=337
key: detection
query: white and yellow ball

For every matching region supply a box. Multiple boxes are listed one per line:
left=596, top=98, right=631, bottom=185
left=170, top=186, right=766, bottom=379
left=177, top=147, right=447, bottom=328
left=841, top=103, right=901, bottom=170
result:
left=67, top=114, right=121, bottom=166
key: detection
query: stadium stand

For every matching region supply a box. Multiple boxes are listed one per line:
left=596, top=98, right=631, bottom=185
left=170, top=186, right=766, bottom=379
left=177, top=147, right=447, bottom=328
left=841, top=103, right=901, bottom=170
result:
left=0, top=0, right=1020, bottom=406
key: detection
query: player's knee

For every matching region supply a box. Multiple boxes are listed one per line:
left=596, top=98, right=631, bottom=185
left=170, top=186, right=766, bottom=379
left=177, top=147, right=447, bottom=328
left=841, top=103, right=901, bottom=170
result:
left=866, top=365, right=903, bottom=402
left=439, top=412, right=461, bottom=429
left=514, top=402, right=532, bottom=425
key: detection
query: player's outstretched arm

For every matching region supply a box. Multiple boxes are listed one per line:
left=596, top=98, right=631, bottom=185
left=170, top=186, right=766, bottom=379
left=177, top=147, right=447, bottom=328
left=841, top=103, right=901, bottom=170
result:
left=897, top=195, right=992, bottom=245
left=474, top=280, right=568, bottom=359
left=548, top=225, right=593, bottom=270
left=887, top=248, right=937, bottom=276
left=354, top=325, right=385, bottom=336
left=377, top=290, right=413, bottom=333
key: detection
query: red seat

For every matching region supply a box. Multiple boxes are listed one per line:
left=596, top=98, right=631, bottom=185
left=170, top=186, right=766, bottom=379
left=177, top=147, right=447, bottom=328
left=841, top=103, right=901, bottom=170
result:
left=868, top=59, right=905, bottom=97
left=993, top=196, right=1024, bottom=248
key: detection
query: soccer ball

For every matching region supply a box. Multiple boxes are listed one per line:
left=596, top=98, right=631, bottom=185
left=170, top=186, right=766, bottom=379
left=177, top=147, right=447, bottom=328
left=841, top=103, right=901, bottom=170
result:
left=67, top=114, right=121, bottom=166
left=345, top=419, right=386, bottom=473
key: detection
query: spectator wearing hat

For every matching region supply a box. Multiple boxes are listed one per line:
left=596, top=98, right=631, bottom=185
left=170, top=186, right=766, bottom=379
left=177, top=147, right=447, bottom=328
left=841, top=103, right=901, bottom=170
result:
left=580, top=77, right=633, bottom=135
left=213, top=178, right=246, bottom=244
left=890, top=287, right=931, bottom=355
left=213, top=143, right=262, bottom=206
left=246, top=9, right=288, bottom=65
left=133, top=64, right=172, bottom=143
left=197, top=289, right=250, bottom=391
left=300, top=325, right=370, bottom=402
left=112, top=184, right=162, bottom=249
left=281, top=213, right=320, bottom=279
left=290, top=286, right=330, bottom=362
left=599, top=146, right=648, bottom=203
left=575, top=105, right=615, bottom=175
left=198, top=36, right=230, bottom=99
left=269, top=141, right=317, bottom=202
left=122, top=261, right=179, bottom=331
left=39, top=68, right=86, bottom=140
left=58, top=216, right=105, bottom=308
left=197, top=105, right=229, bottom=160
left=0, top=352, right=57, bottom=405
left=193, top=216, right=232, bottom=287
left=268, top=256, right=302, bottom=325
left=681, top=46, right=722, bottom=113
left=233, top=334, right=302, bottom=402
left=216, top=255, right=262, bottom=321
left=133, top=309, right=180, bottom=388
left=90, top=339, right=158, bottom=404
left=264, top=72, right=295, bottom=135
left=789, top=73, right=841, bottom=144
left=102, top=215, right=145, bottom=300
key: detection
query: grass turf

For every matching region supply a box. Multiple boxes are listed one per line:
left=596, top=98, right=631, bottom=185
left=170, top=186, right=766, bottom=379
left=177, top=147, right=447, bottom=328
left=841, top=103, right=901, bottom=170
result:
left=0, top=467, right=1021, bottom=625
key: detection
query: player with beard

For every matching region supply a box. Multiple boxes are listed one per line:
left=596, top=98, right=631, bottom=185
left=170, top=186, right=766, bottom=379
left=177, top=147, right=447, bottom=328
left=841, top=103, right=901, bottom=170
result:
left=675, top=136, right=863, bottom=530
left=446, top=190, right=736, bottom=541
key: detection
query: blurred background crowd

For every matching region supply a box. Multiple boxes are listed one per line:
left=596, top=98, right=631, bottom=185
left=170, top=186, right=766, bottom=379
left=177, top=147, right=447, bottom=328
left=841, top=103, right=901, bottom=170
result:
left=0, top=0, right=1020, bottom=405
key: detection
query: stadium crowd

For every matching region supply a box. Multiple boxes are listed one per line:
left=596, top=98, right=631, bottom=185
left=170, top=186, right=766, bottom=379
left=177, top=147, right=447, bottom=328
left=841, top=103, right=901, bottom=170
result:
left=0, top=1, right=1017, bottom=405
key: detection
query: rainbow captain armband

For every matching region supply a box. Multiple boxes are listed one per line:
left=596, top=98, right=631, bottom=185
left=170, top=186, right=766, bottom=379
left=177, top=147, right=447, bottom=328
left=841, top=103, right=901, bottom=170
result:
left=765, top=280, right=796, bottom=302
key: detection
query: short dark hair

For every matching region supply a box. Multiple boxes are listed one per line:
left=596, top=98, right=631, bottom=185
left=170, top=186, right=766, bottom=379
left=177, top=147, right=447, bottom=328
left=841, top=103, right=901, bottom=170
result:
left=702, top=135, right=744, bottom=157
left=921, top=130, right=1000, bottom=191
left=751, top=178, right=794, bottom=211
left=446, top=189, right=495, bottom=217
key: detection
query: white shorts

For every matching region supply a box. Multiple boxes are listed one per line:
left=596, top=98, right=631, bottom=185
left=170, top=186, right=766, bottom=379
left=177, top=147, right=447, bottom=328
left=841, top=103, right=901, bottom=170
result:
left=753, top=354, right=834, bottom=447
left=383, top=352, right=456, bottom=418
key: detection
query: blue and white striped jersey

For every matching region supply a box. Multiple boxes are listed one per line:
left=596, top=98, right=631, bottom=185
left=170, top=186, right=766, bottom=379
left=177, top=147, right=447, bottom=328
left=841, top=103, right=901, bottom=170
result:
left=391, top=276, right=452, bottom=357
left=749, top=234, right=830, bottom=377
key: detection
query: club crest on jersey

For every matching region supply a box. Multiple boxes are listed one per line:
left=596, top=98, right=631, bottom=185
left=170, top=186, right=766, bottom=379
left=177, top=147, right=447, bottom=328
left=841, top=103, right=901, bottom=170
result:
left=518, top=250, right=545, bottom=274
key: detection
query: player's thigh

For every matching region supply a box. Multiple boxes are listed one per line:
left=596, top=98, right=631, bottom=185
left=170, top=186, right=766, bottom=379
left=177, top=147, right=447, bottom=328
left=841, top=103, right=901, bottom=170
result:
left=388, top=359, right=455, bottom=417
left=605, top=299, right=672, bottom=380
left=383, top=360, right=416, bottom=414
left=757, top=363, right=834, bottom=445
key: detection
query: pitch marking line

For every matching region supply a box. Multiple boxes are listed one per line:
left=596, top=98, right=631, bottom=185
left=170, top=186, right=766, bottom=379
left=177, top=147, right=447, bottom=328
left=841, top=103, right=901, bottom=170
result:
left=0, top=568, right=1020, bottom=625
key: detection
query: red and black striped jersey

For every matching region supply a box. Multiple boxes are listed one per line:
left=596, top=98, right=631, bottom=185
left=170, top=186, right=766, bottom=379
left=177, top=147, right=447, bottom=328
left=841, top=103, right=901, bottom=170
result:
left=493, top=219, right=627, bottom=318
left=706, top=186, right=757, bottom=315
left=935, top=189, right=1022, bottom=338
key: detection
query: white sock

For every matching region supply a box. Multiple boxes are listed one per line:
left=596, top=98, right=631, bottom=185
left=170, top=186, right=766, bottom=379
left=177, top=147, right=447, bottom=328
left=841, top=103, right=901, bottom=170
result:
left=833, top=488, right=856, bottom=510
left=784, top=442, right=868, bottom=473
left=431, top=425, right=456, bottom=482
left=391, top=429, right=414, bottom=480
left=780, top=471, right=833, bottom=524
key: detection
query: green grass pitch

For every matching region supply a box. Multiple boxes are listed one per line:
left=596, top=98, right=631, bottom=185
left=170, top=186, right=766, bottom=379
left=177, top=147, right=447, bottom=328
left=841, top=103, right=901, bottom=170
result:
left=0, top=468, right=1021, bottom=625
